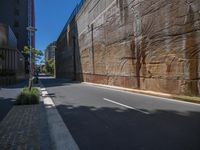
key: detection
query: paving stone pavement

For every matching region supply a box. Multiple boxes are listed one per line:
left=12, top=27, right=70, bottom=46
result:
left=0, top=102, right=52, bottom=150
left=0, top=80, right=28, bottom=122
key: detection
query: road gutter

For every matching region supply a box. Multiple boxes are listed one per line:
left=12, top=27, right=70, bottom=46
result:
left=39, top=81, right=80, bottom=150
left=83, top=82, right=200, bottom=105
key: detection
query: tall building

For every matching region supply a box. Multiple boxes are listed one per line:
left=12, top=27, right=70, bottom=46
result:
left=45, top=42, right=56, bottom=62
left=0, top=0, right=35, bottom=51
left=0, top=23, right=25, bottom=86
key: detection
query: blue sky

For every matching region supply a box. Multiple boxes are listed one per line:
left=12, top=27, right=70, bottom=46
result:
left=35, top=0, right=81, bottom=51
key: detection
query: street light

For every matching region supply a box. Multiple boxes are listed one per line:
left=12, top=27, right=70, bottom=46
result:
left=26, top=26, right=37, bottom=90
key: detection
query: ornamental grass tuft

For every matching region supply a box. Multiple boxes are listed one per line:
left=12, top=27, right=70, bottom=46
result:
left=16, top=87, right=40, bottom=105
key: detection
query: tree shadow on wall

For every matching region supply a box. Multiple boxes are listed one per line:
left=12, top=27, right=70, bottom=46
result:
left=50, top=103, right=200, bottom=150
left=184, top=4, right=199, bottom=96
left=71, top=18, right=84, bottom=82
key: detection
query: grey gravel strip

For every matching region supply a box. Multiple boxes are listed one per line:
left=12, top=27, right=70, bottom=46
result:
left=40, top=81, right=80, bottom=150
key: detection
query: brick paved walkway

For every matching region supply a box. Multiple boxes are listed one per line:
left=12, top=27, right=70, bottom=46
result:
left=0, top=103, right=52, bottom=150
left=0, top=80, right=28, bottom=122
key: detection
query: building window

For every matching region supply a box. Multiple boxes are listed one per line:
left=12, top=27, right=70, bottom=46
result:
left=14, top=20, right=19, bottom=28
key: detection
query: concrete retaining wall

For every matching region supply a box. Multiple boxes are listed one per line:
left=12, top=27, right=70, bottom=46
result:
left=56, top=0, right=200, bottom=96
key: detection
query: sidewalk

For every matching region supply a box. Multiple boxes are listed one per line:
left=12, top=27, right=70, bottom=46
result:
left=0, top=82, right=53, bottom=150
left=0, top=80, right=28, bottom=122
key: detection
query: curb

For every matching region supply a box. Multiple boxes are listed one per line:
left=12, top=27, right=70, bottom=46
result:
left=83, top=82, right=200, bottom=105
left=39, top=81, right=79, bottom=150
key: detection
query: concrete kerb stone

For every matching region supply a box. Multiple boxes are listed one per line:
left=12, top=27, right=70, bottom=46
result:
left=39, top=80, right=80, bottom=150
left=83, top=82, right=200, bottom=105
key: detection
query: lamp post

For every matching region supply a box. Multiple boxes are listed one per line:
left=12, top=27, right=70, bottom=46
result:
left=26, top=26, right=37, bottom=91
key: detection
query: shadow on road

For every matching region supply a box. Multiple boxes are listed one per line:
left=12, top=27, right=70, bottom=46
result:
left=0, top=98, right=15, bottom=122
left=39, top=75, right=81, bottom=88
left=40, top=74, right=200, bottom=150
left=1, top=79, right=28, bottom=89
left=52, top=104, right=200, bottom=150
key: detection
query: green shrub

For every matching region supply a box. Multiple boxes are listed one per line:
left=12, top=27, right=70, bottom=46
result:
left=16, top=87, right=40, bottom=105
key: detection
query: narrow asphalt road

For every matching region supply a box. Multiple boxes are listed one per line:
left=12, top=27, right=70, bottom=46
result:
left=40, top=76, right=200, bottom=150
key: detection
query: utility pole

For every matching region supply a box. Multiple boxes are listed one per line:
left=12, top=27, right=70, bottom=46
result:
left=26, top=26, right=37, bottom=91
left=27, top=0, right=36, bottom=91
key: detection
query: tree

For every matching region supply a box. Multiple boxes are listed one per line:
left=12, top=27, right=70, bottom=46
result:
left=23, top=46, right=43, bottom=90
left=23, top=46, right=43, bottom=64
left=45, top=59, right=55, bottom=75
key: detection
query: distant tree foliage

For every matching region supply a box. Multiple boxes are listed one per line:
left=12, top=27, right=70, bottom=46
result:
left=23, top=46, right=43, bottom=63
left=45, top=59, right=55, bottom=75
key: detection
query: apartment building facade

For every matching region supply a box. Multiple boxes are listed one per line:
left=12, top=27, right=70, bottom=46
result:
left=0, top=23, right=25, bottom=86
left=0, top=0, right=35, bottom=74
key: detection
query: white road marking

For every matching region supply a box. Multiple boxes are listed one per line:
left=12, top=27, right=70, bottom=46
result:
left=40, top=88, right=46, bottom=91
left=103, top=98, right=150, bottom=115
left=84, top=82, right=200, bottom=106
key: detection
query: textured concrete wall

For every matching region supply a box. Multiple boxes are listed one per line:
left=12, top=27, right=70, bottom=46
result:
left=56, top=0, right=200, bottom=96
left=56, top=18, right=78, bottom=79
